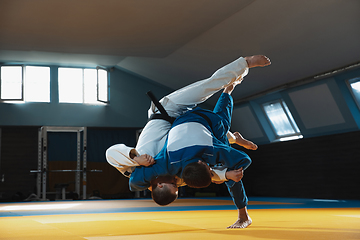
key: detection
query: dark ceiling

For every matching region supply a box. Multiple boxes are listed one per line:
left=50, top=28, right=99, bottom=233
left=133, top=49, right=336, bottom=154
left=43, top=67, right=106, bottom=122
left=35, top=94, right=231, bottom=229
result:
left=1, top=0, right=359, bottom=105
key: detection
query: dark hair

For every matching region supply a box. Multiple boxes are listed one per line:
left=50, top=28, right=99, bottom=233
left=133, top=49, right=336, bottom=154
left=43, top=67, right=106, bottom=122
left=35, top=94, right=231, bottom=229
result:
left=182, top=162, right=212, bottom=188
left=151, top=184, right=178, bottom=206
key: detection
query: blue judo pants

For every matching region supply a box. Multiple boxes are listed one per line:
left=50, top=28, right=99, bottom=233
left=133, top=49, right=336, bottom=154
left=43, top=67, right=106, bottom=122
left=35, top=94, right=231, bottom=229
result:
left=202, top=92, right=250, bottom=209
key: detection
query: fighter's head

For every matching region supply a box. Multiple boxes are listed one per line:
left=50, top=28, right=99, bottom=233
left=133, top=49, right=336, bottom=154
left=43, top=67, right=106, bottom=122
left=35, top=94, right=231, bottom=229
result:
left=151, top=175, right=178, bottom=206
left=182, top=160, right=212, bottom=188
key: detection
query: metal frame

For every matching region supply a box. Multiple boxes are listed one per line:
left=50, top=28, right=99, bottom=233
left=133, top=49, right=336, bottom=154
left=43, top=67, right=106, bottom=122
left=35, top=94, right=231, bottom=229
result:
left=82, top=128, right=87, bottom=199
left=36, top=126, right=87, bottom=200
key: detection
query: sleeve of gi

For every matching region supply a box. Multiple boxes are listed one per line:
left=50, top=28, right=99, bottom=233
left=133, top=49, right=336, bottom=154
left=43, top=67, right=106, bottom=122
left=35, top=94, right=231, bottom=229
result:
left=106, top=144, right=140, bottom=177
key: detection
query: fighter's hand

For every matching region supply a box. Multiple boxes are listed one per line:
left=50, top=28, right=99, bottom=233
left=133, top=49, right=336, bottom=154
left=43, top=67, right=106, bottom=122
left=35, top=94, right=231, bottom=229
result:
left=225, top=168, right=244, bottom=182
left=134, top=154, right=155, bottom=166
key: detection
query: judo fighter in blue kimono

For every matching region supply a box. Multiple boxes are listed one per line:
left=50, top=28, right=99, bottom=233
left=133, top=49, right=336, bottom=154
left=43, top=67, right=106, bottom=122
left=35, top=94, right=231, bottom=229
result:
left=130, top=83, right=255, bottom=228
left=106, top=55, right=271, bottom=228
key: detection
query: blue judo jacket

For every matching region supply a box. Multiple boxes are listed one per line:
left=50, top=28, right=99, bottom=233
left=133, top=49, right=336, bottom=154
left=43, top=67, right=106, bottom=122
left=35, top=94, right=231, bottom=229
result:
left=129, top=93, right=251, bottom=192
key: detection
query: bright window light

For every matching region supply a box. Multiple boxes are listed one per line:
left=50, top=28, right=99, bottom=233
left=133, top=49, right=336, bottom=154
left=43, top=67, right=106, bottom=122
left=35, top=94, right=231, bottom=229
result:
left=25, top=66, right=50, bottom=102
left=263, top=100, right=301, bottom=140
left=282, top=101, right=300, bottom=133
left=351, top=81, right=360, bottom=92
left=84, top=68, right=97, bottom=104
left=58, top=68, right=83, bottom=103
left=1, top=66, right=23, bottom=100
left=279, top=135, right=303, bottom=142
left=349, top=78, right=360, bottom=109
left=58, top=67, right=108, bottom=104
left=1, top=66, right=50, bottom=102
left=98, top=68, right=108, bottom=102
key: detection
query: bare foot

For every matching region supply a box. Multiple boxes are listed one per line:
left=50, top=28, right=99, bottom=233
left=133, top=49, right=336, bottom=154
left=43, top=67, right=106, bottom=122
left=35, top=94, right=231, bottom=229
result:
left=234, top=132, right=258, bottom=150
left=245, top=55, right=271, bottom=68
left=227, top=217, right=252, bottom=229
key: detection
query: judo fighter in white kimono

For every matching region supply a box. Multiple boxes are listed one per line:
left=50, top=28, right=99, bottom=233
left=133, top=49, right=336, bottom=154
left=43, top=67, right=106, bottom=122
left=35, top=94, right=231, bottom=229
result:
left=106, top=55, right=271, bottom=228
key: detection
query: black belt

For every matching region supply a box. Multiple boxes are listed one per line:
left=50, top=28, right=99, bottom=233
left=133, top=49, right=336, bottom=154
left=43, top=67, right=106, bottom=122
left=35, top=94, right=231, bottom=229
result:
left=146, top=91, right=176, bottom=124
left=145, top=91, right=213, bottom=127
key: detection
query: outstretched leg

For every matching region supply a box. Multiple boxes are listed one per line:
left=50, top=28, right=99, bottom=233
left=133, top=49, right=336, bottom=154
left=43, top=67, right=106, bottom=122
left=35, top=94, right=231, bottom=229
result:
left=138, top=56, right=251, bottom=156
left=220, top=55, right=271, bottom=93
left=163, top=55, right=271, bottom=118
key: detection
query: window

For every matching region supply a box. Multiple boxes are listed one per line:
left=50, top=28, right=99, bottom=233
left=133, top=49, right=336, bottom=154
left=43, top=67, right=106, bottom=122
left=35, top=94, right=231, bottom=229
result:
left=263, top=100, right=302, bottom=141
left=348, top=77, right=360, bottom=109
left=1, top=66, right=22, bottom=100
left=1, top=66, right=50, bottom=102
left=25, top=66, right=50, bottom=102
left=58, top=67, right=109, bottom=104
left=97, top=68, right=108, bottom=103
